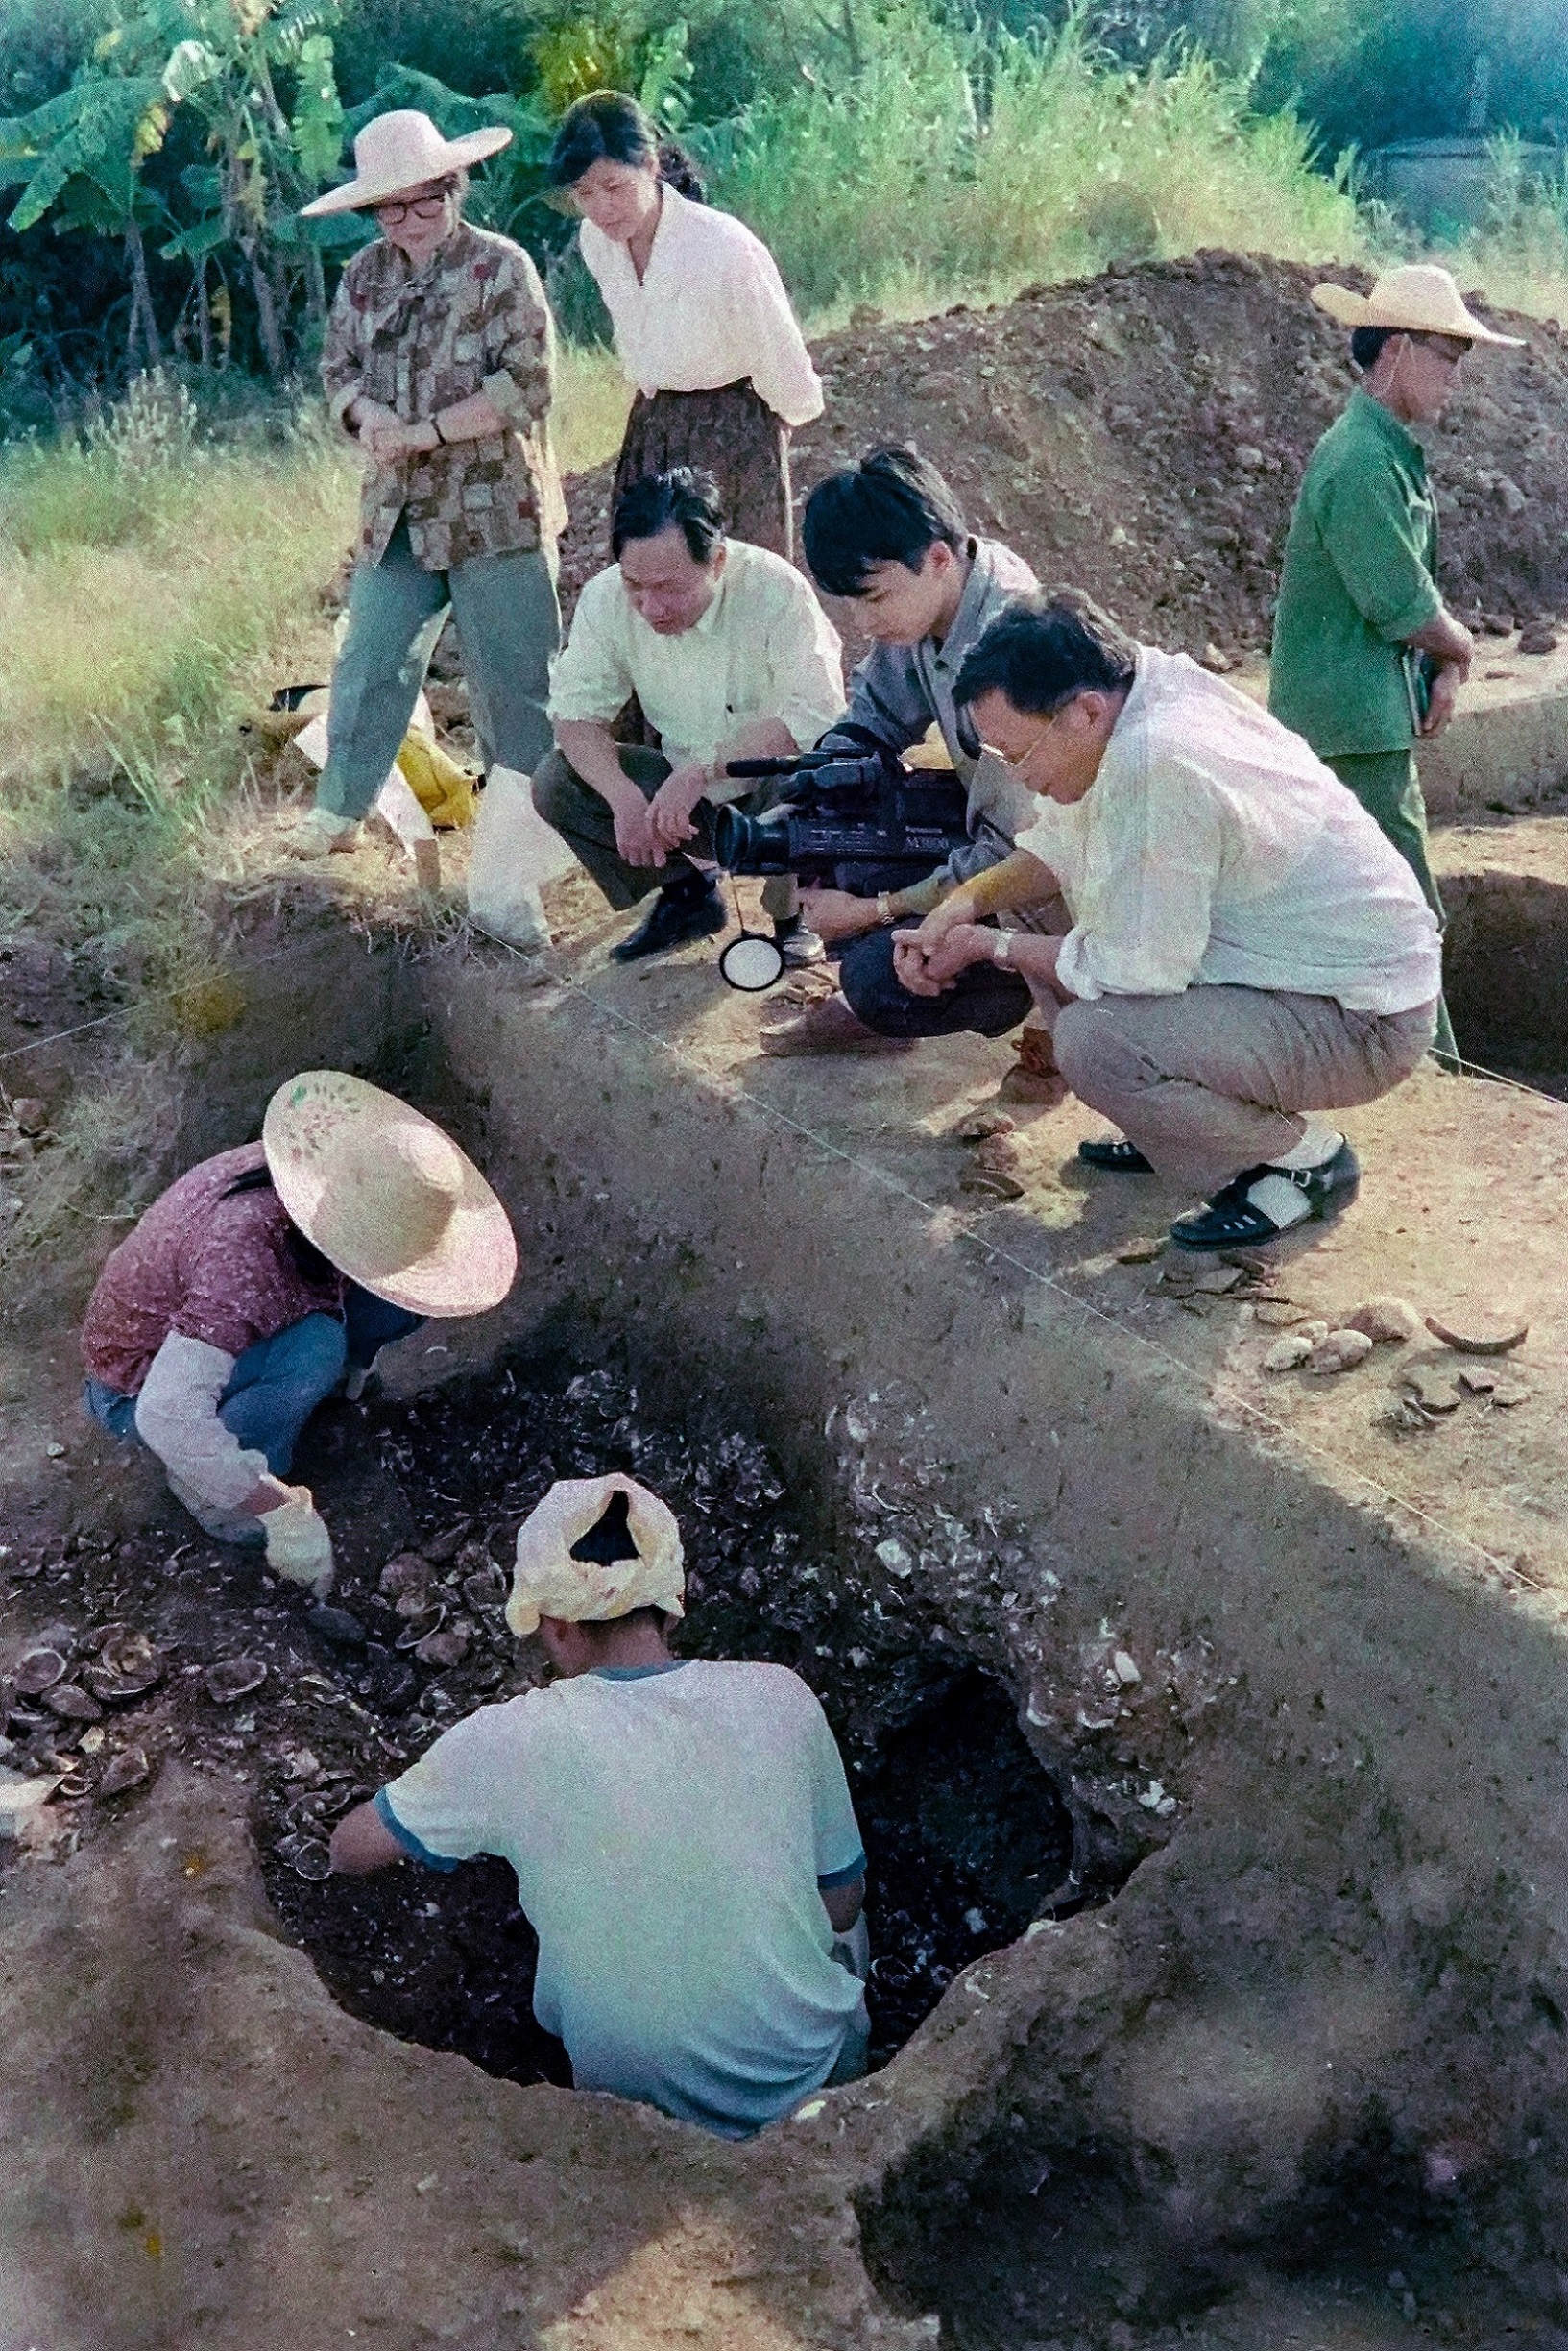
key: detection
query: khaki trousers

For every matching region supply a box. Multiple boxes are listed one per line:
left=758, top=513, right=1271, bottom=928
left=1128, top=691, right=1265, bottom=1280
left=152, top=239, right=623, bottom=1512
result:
left=1051, top=985, right=1437, bottom=1196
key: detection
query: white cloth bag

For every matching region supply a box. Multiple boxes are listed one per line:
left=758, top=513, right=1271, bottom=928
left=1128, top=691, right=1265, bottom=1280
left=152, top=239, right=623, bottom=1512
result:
left=466, top=765, right=552, bottom=951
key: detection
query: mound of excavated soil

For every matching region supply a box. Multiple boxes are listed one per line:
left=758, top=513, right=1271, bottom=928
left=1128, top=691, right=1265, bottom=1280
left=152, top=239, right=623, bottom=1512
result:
left=559, top=251, right=1568, bottom=661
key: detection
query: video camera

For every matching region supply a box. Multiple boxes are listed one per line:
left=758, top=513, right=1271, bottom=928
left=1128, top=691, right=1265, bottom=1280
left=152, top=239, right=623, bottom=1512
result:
left=711, top=738, right=970, bottom=896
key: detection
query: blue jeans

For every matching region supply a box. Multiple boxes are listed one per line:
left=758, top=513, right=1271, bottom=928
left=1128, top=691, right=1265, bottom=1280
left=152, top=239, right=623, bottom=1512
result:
left=839, top=923, right=1034, bottom=1039
left=84, top=1287, right=422, bottom=1478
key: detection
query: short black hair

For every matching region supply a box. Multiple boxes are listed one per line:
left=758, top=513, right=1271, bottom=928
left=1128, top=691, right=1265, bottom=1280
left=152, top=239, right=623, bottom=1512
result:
left=954, top=591, right=1137, bottom=715
left=545, top=90, right=706, bottom=202
left=802, top=445, right=966, bottom=598
left=569, top=1489, right=640, bottom=1565
left=1350, top=325, right=1398, bottom=372
left=611, top=468, right=726, bottom=566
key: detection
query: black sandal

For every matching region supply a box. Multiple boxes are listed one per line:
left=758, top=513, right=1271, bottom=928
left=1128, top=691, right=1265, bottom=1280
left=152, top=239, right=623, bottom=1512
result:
left=1170, top=1141, right=1360, bottom=1251
left=1077, top=1135, right=1154, bottom=1175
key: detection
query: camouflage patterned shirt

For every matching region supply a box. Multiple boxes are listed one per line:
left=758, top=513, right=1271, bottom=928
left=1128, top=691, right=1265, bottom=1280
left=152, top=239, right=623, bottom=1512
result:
left=322, top=223, right=565, bottom=572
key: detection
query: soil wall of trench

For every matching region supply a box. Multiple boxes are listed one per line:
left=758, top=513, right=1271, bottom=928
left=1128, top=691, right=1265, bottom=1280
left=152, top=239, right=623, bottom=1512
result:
left=8, top=913, right=1568, bottom=2350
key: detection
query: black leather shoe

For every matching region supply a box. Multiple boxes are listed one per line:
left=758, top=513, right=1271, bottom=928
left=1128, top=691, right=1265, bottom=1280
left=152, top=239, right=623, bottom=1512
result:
left=1170, top=1140, right=1361, bottom=1251
left=610, top=883, right=726, bottom=964
left=1077, top=1135, right=1154, bottom=1174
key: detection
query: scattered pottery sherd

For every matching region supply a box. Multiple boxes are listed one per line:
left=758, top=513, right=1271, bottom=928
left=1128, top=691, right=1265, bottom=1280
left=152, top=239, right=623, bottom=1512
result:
left=84, top=1628, right=164, bottom=1704
left=306, top=1605, right=367, bottom=1651
left=1116, top=1235, right=1167, bottom=1265
left=462, top=1570, right=506, bottom=1613
left=1307, top=1328, right=1374, bottom=1376
left=205, top=1658, right=268, bottom=1705
left=1342, top=1296, right=1420, bottom=1345
left=44, top=1684, right=102, bottom=1723
left=1190, top=1266, right=1244, bottom=1297
left=956, top=1109, right=1015, bottom=1142
left=396, top=1588, right=437, bottom=1619
left=396, top=1604, right=445, bottom=1651
left=1264, top=1334, right=1315, bottom=1372
left=414, top=1625, right=472, bottom=1669
left=1253, top=1299, right=1312, bottom=1328
left=1456, top=1367, right=1497, bottom=1396
left=1490, top=1381, right=1532, bottom=1409
left=1424, top=1310, right=1530, bottom=1357
left=276, top=1832, right=332, bottom=1881
left=1398, top=1370, right=1461, bottom=1415
left=14, top=1649, right=66, bottom=1696
left=379, top=1553, right=433, bottom=1597
left=98, top=1745, right=152, bottom=1797
left=959, top=1169, right=1026, bottom=1200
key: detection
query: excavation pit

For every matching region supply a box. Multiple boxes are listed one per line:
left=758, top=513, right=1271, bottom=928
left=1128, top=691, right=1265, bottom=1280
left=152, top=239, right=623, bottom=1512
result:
left=7, top=894, right=1568, bottom=2351
left=255, top=1355, right=1078, bottom=2080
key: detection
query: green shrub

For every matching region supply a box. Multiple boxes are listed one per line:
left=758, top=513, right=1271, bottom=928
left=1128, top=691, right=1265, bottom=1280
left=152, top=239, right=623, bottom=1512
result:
left=712, top=7, right=1366, bottom=320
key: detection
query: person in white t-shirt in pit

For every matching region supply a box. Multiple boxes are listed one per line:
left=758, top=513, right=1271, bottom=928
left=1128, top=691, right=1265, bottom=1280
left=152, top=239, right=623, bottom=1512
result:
left=330, top=1474, right=871, bottom=2140
left=889, top=592, right=1443, bottom=1253
left=534, top=466, right=844, bottom=965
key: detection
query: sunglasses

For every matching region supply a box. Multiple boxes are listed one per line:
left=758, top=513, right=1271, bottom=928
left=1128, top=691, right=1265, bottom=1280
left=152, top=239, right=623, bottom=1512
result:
left=375, top=179, right=457, bottom=225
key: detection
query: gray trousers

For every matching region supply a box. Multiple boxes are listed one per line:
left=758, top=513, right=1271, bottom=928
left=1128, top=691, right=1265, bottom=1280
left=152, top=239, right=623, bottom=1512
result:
left=319, top=517, right=561, bottom=823
left=531, top=745, right=798, bottom=923
left=1050, top=984, right=1438, bottom=1195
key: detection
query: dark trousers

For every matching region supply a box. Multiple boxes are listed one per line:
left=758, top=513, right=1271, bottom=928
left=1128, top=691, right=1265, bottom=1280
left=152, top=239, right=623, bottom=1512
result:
left=838, top=924, right=1034, bottom=1038
left=84, top=1289, right=423, bottom=1478
left=531, top=745, right=798, bottom=923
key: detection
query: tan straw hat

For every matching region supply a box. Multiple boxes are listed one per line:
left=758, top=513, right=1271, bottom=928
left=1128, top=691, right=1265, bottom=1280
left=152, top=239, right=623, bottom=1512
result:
left=301, top=109, right=512, bottom=219
left=1311, top=263, right=1522, bottom=348
left=262, top=1071, right=516, bottom=1317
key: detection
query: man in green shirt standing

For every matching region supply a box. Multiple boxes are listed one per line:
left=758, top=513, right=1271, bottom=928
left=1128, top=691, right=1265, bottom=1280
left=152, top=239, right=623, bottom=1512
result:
left=1270, top=265, right=1522, bottom=1067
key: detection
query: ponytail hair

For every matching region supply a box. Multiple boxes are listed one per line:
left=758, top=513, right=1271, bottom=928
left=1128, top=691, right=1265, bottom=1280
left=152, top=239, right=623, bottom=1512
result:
left=546, top=90, right=706, bottom=205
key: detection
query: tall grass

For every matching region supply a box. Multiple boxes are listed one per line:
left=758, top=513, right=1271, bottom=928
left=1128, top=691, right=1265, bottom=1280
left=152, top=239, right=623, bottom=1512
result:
left=0, top=376, right=354, bottom=789
left=712, top=8, right=1368, bottom=319
left=1445, top=136, right=1568, bottom=326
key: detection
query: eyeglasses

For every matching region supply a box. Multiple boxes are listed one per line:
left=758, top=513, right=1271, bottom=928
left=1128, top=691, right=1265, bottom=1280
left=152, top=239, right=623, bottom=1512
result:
left=980, top=709, right=1065, bottom=780
left=375, top=180, right=457, bottom=225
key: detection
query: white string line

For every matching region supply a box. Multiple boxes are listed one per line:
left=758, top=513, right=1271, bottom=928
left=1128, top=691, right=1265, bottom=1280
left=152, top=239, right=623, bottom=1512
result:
left=0, top=923, right=409, bottom=1071
left=490, top=938, right=1557, bottom=1598
left=1, top=897, right=1558, bottom=1593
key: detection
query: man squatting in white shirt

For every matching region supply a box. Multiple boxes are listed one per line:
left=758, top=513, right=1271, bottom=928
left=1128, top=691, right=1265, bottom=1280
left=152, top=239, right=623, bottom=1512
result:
left=532, top=466, right=846, bottom=965
left=891, top=593, right=1442, bottom=1253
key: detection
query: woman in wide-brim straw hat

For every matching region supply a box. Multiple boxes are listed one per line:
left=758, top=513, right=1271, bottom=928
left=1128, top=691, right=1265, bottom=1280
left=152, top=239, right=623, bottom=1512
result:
left=545, top=90, right=823, bottom=560
left=1269, top=265, right=1524, bottom=1071
left=81, top=1071, right=516, bottom=1590
left=286, top=109, right=567, bottom=922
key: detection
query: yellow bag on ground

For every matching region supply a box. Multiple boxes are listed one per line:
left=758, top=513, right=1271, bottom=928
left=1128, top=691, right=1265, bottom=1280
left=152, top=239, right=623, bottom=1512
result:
left=395, top=731, right=479, bottom=829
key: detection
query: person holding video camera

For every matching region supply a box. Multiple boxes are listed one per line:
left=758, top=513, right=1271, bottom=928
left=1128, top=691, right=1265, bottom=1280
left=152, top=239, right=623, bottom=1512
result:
left=758, top=446, right=1046, bottom=1060
left=890, top=594, right=1441, bottom=1251
left=533, top=468, right=845, bottom=964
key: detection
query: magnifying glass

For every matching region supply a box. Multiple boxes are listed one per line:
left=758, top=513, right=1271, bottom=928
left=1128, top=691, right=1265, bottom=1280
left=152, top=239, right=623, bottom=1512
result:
left=718, top=929, right=785, bottom=992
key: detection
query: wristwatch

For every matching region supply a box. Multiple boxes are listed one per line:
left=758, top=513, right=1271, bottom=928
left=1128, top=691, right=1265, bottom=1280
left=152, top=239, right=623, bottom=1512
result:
left=991, top=930, right=1013, bottom=965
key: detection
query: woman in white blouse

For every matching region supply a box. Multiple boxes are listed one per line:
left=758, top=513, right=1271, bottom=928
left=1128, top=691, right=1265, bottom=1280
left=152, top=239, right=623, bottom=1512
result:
left=546, top=91, right=823, bottom=557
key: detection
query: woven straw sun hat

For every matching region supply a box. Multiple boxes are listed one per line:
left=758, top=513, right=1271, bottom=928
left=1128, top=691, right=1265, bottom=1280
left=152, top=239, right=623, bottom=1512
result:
left=262, top=1071, right=516, bottom=1317
left=301, top=109, right=512, bottom=219
left=1310, top=262, right=1523, bottom=348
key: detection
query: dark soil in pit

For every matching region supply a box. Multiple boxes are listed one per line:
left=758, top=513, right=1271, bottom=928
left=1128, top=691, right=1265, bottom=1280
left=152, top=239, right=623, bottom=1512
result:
left=0, top=1354, right=1073, bottom=2088
left=864, top=2129, right=1562, bottom=2351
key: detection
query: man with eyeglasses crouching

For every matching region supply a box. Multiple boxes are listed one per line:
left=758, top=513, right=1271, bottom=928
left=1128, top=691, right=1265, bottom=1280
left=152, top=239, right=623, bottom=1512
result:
left=888, top=592, right=1443, bottom=1253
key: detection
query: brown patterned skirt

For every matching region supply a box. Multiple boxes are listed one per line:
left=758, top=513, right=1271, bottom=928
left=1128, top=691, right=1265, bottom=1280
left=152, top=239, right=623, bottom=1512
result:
left=611, top=380, right=794, bottom=558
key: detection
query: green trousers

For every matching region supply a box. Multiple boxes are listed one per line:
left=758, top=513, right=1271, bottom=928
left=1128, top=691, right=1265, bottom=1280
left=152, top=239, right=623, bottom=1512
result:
left=1324, top=749, right=1459, bottom=1067
left=318, top=517, right=561, bottom=823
